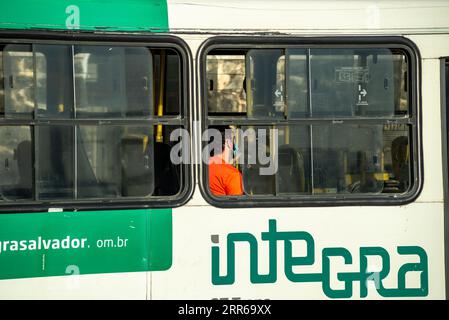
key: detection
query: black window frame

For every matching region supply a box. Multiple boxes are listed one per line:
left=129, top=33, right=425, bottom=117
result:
left=0, top=30, right=193, bottom=213
left=198, top=36, right=423, bottom=208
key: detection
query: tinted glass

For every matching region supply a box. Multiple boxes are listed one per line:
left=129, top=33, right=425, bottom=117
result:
left=238, top=125, right=410, bottom=196
left=246, top=49, right=285, bottom=119
left=77, top=125, right=154, bottom=198
left=310, top=48, right=408, bottom=117
left=2, top=45, right=41, bottom=119
left=286, top=49, right=308, bottom=117
left=35, top=45, right=74, bottom=119
left=74, top=46, right=153, bottom=118
left=0, top=126, right=33, bottom=201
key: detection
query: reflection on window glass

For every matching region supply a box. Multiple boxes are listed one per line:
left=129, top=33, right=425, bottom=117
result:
left=0, top=126, right=33, bottom=200
left=207, top=48, right=409, bottom=118
left=207, top=55, right=247, bottom=114
left=35, top=45, right=74, bottom=118
left=75, top=46, right=153, bottom=118
left=0, top=45, right=183, bottom=119
left=2, top=45, right=46, bottom=119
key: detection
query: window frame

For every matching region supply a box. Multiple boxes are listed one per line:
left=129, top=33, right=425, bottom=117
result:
left=0, top=30, right=193, bottom=213
left=198, top=36, right=422, bottom=208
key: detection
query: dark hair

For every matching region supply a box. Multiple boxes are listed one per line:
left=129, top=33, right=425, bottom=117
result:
left=208, top=125, right=231, bottom=155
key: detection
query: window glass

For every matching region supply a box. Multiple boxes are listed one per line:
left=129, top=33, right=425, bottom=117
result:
left=237, top=125, right=410, bottom=196
left=286, top=49, right=308, bottom=117
left=0, top=124, right=185, bottom=202
left=36, top=126, right=74, bottom=200
left=156, top=51, right=181, bottom=116
left=152, top=125, right=183, bottom=196
left=2, top=45, right=46, bottom=119
left=241, top=125, right=276, bottom=195
left=310, top=48, right=407, bottom=117
left=246, top=49, right=285, bottom=119
left=313, top=124, right=410, bottom=193
left=0, top=126, right=33, bottom=200
left=207, top=54, right=246, bottom=114
left=77, top=125, right=154, bottom=199
left=0, top=49, right=4, bottom=116
left=35, top=45, right=74, bottom=118
left=207, top=48, right=409, bottom=119
left=74, top=46, right=153, bottom=118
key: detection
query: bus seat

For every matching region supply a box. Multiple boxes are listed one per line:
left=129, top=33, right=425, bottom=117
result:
left=121, top=136, right=155, bottom=197
left=1, top=140, right=33, bottom=200
left=391, top=136, right=409, bottom=191
left=153, top=142, right=180, bottom=196
left=242, top=163, right=275, bottom=195
left=14, top=140, right=33, bottom=198
left=278, top=145, right=305, bottom=193
left=15, top=140, right=33, bottom=191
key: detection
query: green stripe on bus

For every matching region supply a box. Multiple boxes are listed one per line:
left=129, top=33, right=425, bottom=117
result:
left=0, top=209, right=172, bottom=280
left=0, top=0, right=168, bottom=32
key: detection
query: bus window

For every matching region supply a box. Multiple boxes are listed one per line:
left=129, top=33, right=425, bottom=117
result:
left=0, top=42, right=188, bottom=207
left=203, top=42, right=416, bottom=205
left=74, top=46, right=153, bottom=118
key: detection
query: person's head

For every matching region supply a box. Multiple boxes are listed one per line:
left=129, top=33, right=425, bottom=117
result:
left=208, top=125, right=236, bottom=163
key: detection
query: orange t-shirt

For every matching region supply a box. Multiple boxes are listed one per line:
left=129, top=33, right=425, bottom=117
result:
left=209, top=156, right=244, bottom=196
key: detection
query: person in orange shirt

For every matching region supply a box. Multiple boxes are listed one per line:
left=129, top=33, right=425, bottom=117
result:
left=208, top=126, right=244, bottom=196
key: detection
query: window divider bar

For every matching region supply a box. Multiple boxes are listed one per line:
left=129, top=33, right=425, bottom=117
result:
left=310, top=124, right=314, bottom=194
left=307, top=48, right=312, bottom=116
left=0, top=118, right=186, bottom=126
left=32, top=125, right=38, bottom=201
left=71, top=45, right=78, bottom=200
left=32, top=44, right=38, bottom=120
left=207, top=117, right=414, bottom=126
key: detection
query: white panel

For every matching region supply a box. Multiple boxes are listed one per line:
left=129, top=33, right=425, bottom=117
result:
left=151, top=201, right=445, bottom=299
left=415, top=59, right=444, bottom=202
left=167, top=0, right=449, bottom=34
left=0, top=272, right=147, bottom=300
left=408, top=35, right=449, bottom=59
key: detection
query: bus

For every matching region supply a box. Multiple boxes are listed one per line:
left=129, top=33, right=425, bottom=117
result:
left=0, top=0, right=448, bottom=300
